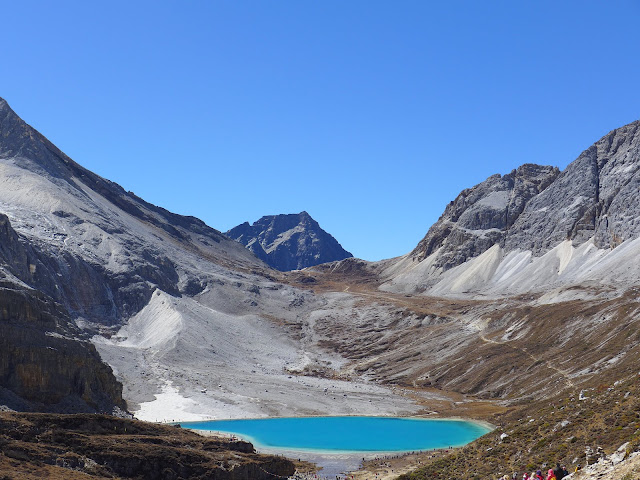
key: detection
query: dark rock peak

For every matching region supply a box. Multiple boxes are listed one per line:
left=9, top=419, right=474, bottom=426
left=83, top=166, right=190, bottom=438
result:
left=226, top=212, right=353, bottom=271
left=411, top=119, right=640, bottom=272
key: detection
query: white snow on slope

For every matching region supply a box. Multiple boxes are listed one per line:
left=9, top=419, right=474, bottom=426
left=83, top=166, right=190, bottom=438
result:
left=135, top=381, right=205, bottom=422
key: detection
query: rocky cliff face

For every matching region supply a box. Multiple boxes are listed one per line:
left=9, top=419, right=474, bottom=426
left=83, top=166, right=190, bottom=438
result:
left=411, top=164, right=560, bottom=269
left=504, top=120, right=640, bottom=253
left=0, top=211, right=125, bottom=413
left=0, top=286, right=126, bottom=413
left=226, top=211, right=353, bottom=271
left=401, top=120, right=640, bottom=288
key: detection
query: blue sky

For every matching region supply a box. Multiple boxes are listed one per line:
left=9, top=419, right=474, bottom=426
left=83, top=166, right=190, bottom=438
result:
left=2, top=1, right=639, bottom=260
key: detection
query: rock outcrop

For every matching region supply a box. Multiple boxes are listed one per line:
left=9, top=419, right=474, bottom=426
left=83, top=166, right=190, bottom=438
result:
left=0, top=213, right=124, bottom=413
left=0, top=412, right=296, bottom=479
left=504, top=120, right=640, bottom=253
left=226, top=211, right=353, bottom=271
left=0, top=286, right=126, bottom=413
left=411, top=164, right=560, bottom=269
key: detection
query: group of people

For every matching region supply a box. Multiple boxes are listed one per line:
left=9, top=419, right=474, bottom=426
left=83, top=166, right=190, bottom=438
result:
left=501, top=462, right=579, bottom=480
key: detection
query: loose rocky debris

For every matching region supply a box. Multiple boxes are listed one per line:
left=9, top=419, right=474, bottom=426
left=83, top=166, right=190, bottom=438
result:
left=570, top=444, right=640, bottom=480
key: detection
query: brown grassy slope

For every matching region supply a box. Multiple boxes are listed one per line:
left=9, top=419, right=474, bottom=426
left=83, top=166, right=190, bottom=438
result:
left=398, top=374, right=640, bottom=480
left=0, top=413, right=294, bottom=480
left=286, top=268, right=640, bottom=404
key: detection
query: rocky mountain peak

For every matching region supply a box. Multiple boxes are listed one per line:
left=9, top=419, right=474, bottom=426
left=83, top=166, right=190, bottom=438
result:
left=393, top=119, right=640, bottom=295
left=226, top=212, right=352, bottom=271
left=411, top=163, right=560, bottom=269
left=504, top=120, right=640, bottom=253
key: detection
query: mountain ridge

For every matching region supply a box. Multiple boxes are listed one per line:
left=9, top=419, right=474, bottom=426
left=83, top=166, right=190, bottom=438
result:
left=0, top=96, right=267, bottom=327
left=381, top=119, right=640, bottom=296
left=0, top=97, right=230, bottom=245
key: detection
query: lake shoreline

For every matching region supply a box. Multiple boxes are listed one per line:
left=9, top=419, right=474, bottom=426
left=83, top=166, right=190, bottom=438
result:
left=188, top=416, right=492, bottom=477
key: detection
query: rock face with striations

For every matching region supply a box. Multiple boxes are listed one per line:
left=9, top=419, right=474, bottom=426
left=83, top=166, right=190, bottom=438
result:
left=0, top=287, right=126, bottom=413
left=410, top=120, right=640, bottom=271
left=411, top=164, right=560, bottom=270
left=0, top=212, right=125, bottom=413
left=226, top=211, right=353, bottom=271
left=504, top=120, right=640, bottom=254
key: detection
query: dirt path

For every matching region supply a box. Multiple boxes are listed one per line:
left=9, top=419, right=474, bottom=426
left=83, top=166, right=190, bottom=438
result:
left=350, top=449, right=454, bottom=480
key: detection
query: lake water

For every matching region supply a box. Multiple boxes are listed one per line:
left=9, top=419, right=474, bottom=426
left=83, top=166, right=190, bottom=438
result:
left=182, top=416, right=490, bottom=453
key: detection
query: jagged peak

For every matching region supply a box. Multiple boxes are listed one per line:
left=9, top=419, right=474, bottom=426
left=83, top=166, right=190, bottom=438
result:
left=227, top=211, right=352, bottom=271
left=409, top=118, right=640, bottom=274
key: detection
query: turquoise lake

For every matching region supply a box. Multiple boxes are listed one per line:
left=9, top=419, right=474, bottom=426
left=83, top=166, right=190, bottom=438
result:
left=182, top=416, right=491, bottom=453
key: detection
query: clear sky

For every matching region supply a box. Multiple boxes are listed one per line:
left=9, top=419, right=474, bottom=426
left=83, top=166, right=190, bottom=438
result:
left=2, top=1, right=639, bottom=261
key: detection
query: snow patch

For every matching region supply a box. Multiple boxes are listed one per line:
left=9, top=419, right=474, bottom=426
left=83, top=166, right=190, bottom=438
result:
left=135, top=381, right=207, bottom=423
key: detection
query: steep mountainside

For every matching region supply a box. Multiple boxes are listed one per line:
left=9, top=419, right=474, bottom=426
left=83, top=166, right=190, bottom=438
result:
left=0, top=97, right=263, bottom=328
left=226, top=211, right=352, bottom=271
left=410, top=164, right=560, bottom=269
left=505, top=121, right=640, bottom=253
left=381, top=120, right=640, bottom=296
